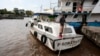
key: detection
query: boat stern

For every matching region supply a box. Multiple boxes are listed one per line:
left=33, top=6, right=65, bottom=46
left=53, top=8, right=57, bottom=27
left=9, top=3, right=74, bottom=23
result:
left=52, top=34, right=83, bottom=51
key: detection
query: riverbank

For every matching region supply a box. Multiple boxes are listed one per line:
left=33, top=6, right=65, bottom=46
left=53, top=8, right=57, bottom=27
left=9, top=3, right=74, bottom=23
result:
left=0, top=17, right=24, bottom=19
left=0, top=14, right=24, bottom=19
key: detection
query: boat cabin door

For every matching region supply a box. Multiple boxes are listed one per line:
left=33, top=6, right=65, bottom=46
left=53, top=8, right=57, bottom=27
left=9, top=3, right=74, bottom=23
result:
left=73, top=2, right=77, bottom=12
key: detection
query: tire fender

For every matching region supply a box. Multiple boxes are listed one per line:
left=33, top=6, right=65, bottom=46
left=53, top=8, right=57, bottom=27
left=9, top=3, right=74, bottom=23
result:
left=41, top=35, right=47, bottom=44
left=31, top=23, right=34, bottom=27
left=34, top=32, right=37, bottom=37
left=25, top=23, right=28, bottom=27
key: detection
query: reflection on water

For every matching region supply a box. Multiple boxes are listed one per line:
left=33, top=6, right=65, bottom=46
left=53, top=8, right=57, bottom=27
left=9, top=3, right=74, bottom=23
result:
left=0, top=18, right=100, bottom=56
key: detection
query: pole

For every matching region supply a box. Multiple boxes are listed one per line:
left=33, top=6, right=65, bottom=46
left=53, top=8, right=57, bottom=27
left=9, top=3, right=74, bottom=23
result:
left=50, top=0, right=51, bottom=9
left=40, top=5, right=42, bottom=12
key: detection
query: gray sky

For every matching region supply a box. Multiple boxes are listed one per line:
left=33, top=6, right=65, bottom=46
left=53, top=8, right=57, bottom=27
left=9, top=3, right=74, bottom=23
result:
left=0, top=0, right=58, bottom=12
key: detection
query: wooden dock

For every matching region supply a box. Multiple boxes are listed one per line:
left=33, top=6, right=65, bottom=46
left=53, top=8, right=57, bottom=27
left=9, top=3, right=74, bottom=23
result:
left=82, top=26, right=100, bottom=47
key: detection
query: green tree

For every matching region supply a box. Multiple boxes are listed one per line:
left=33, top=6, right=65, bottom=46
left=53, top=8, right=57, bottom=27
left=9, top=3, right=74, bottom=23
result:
left=4, top=8, right=7, bottom=13
left=7, top=11, right=14, bottom=14
left=26, top=10, right=33, bottom=17
left=0, top=8, right=7, bottom=14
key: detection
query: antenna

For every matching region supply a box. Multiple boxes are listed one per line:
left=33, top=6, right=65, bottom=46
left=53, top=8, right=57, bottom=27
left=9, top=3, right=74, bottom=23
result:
left=50, top=0, right=51, bottom=9
left=40, top=5, right=42, bottom=12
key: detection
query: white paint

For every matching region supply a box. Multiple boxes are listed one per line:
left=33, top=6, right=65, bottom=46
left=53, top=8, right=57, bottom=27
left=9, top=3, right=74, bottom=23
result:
left=92, top=0, right=100, bottom=13
left=83, top=0, right=94, bottom=12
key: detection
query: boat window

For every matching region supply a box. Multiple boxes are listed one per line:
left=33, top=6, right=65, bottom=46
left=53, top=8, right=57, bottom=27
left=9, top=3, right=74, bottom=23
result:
left=34, top=20, right=38, bottom=26
left=38, top=24, right=43, bottom=29
left=73, top=2, right=77, bottom=12
left=66, top=2, right=70, bottom=6
left=63, top=28, right=72, bottom=33
left=44, top=26, right=53, bottom=33
left=34, top=18, right=37, bottom=20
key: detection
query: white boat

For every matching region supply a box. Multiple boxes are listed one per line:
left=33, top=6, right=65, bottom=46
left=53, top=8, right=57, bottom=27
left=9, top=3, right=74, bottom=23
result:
left=26, top=13, right=83, bottom=51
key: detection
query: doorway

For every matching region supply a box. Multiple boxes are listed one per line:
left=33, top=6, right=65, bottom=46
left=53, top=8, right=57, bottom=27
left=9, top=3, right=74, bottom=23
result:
left=73, top=2, right=77, bottom=12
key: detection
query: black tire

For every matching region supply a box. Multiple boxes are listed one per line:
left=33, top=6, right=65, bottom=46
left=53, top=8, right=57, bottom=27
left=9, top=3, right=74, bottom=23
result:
left=31, top=23, right=34, bottom=27
left=41, top=35, right=47, bottom=44
left=25, top=23, right=28, bottom=27
left=34, top=32, right=37, bottom=37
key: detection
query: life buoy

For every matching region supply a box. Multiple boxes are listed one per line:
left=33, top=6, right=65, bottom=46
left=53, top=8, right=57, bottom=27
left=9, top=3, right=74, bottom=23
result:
left=41, top=35, right=47, bottom=44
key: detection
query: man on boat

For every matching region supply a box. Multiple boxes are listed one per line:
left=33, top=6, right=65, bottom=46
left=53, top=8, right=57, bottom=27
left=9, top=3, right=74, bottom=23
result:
left=59, top=13, right=66, bottom=38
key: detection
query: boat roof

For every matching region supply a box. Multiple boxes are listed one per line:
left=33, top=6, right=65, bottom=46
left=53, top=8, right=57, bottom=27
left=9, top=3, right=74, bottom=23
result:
left=38, top=22, right=70, bottom=28
left=38, top=22, right=59, bottom=27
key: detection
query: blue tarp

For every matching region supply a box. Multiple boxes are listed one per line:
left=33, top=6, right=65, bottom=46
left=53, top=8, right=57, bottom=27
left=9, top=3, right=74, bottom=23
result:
left=68, top=22, right=100, bottom=29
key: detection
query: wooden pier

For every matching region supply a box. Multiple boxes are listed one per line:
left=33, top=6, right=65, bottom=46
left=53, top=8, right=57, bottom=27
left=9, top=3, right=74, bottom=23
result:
left=82, top=26, right=100, bottom=47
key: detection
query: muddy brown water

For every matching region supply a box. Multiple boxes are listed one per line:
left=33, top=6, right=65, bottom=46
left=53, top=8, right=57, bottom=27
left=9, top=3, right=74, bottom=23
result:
left=0, top=18, right=100, bottom=56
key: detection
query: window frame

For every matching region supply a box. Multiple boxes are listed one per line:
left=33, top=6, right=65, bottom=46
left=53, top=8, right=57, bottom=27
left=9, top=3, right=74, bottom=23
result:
left=38, top=24, right=43, bottom=29
left=44, top=26, right=53, bottom=33
left=63, top=28, right=72, bottom=33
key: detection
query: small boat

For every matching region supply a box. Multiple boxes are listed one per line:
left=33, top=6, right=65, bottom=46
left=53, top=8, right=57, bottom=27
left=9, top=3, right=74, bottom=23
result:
left=26, top=13, right=83, bottom=51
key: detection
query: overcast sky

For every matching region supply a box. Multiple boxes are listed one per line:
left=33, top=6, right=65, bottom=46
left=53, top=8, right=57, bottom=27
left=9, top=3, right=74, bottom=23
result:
left=0, top=0, right=58, bottom=12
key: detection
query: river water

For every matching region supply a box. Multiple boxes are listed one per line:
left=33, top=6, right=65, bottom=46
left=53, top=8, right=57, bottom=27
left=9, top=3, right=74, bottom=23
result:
left=0, top=18, right=100, bottom=56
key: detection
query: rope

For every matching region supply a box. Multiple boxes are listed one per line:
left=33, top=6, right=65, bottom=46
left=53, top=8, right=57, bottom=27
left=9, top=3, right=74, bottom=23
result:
left=57, top=23, right=66, bottom=56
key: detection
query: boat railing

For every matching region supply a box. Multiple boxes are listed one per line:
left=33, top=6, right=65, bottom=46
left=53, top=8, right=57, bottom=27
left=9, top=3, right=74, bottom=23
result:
left=54, top=6, right=95, bottom=13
